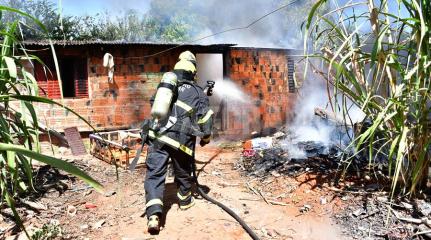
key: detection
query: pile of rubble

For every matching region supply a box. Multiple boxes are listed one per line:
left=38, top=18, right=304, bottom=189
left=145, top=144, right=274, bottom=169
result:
left=237, top=125, right=350, bottom=178
left=237, top=107, right=390, bottom=178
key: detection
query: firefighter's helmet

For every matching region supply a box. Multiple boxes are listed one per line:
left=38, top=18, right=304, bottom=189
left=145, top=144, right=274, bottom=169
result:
left=178, top=51, right=196, bottom=65
left=174, top=59, right=197, bottom=81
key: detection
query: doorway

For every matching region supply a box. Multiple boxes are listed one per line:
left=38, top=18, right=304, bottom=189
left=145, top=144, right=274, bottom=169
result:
left=196, top=54, right=224, bottom=133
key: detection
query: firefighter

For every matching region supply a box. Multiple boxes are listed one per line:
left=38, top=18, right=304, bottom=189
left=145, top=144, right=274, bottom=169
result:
left=145, top=51, right=214, bottom=233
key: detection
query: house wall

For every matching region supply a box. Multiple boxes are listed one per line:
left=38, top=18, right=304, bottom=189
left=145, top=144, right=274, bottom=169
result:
left=225, top=48, right=298, bottom=137
left=32, top=45, right=183, bottom=131
left=30, top=44, right=299, bottom=139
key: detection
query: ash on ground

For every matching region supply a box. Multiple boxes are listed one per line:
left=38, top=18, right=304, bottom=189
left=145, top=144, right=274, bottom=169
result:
left=237, top=143, right=341, bottom=178
left=334, top=194, right=431, bottom=239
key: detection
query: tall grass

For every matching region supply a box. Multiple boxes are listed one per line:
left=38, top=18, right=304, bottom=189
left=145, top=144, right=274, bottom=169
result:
left=305, top=0, right=430, bottom=196
left=0, top=5, right=102, bottom=237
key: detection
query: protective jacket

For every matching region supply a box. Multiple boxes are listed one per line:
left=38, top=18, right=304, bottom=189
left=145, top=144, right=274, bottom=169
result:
left=148, top=79, right=213, bottom=156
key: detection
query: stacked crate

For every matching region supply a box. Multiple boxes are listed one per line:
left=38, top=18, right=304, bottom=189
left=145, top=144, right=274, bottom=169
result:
left=89, top=129, right=146, bottom=169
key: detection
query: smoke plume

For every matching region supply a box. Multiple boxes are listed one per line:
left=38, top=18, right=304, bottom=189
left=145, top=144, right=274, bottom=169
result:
left=107, top=0, right=314, bottom=48
left=283, top=61, right=365, bottom=158
left=181, top=0, right=313, bottom=48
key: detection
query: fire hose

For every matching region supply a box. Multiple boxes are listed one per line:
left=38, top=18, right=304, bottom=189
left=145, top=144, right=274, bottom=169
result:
left=191, top=150, right=261, bottom=240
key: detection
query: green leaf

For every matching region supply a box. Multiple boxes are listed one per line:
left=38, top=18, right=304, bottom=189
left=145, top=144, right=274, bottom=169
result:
left=22, top=69, right=39, bottom=96
left=304, top=0, right=328, bottom=54
left=0, top=143, right=103, bottom=192
left=390, top=126, right=409, bottom=199
left=1, top=187, right=30, bottom=239
left=388, top=134, right=401, bottom=177
left=0, top=6, right=48, bottom=34
left=1, top=95, right=95, bottom=131
left=371, top=25, right=390, bottom=64
left=23, top=101, right=39, bottom=131
left=17, top=154, right=34, bottom=191
left=6, top=150, right=16, bottom=170
left=3, top=56, right=17, bottom=79
left=18, top=181, right=28, bottom=191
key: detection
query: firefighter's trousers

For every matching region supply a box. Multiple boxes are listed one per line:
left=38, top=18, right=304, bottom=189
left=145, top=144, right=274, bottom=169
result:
left=144, top=142, right=194, bottom=217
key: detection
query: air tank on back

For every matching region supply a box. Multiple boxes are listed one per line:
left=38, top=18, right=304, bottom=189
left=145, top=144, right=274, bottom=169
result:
left=151, top=72, right=178, bottom=124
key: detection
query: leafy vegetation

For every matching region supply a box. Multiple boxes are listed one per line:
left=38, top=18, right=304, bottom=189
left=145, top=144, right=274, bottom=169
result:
left=305, top=0, right=430, bottom=196
left=31, top=221, right=62, bottom=240
left=0, top=4, right=102, bottom=237
left=1, top=0, right=320, bottom=45
left=0, top=0, right=201, bottom=42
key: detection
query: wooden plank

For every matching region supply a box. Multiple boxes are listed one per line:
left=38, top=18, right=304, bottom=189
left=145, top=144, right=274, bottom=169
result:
left=64, top=127, right=87, bottom=156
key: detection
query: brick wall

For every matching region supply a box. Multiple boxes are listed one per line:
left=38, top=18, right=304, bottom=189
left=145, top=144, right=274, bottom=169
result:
left=32, top=45, right=183, bottom=132
left=29, top=44, right=299, bottom=140
left=225, top=48, right=298, bottom=137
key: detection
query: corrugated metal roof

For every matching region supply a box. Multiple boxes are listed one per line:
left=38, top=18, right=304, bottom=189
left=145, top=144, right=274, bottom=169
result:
left=22, top=40, right=236, bottom=47
left=231, top=45, right=301, bottom=53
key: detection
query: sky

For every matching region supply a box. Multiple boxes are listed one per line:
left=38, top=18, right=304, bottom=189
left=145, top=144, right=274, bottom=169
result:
left=51, top=0, right=151, bottom=16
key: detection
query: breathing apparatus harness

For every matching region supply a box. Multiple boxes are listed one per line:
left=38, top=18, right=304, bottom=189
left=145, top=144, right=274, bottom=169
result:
left=129, top=75, right=260, bottom=240
left=128, top=76, right=211, bottom=169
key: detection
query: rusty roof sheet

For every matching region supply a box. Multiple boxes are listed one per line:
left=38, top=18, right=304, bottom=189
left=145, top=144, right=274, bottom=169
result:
left=231, top=46, right=301, bottom=54
left=22, top=40, right=236, bottom=47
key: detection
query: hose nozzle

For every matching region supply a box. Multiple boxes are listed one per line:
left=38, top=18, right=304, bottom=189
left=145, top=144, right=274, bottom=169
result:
left=204, top=80, right=215, bottom=96
left=151, top=118, right=160, bottom=131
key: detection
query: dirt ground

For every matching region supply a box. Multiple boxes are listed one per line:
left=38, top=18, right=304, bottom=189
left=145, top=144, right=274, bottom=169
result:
left=3, top=143, right=348, bottom=240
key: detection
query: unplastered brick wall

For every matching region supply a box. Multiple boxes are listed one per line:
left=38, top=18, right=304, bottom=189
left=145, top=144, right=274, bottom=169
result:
left=226, top=48, right=298, bottom=137
left=32, top=73, right=163, bottom=131
left=29, top=44, right=300, bottom=138
left=31, top=45, right=182, bottom=131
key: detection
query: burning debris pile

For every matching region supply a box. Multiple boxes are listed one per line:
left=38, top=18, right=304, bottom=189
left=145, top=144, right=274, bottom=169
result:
left=235, top=65, right=388, bottom=178
left=237, top=108, right=373, bottom=178
left=238, top=136, right=346, bottom=178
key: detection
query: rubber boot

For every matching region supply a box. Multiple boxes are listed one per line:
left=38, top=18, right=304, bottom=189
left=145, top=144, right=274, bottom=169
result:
left=179, top=196, right=195, bottom=210
left=147, top=215, right=160, bottom=234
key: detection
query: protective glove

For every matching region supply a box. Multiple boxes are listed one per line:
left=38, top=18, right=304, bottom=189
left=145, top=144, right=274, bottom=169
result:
left=199, top=136, right=210, bottom=147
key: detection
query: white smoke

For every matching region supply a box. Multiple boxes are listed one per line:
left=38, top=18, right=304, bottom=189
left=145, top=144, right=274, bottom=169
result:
left=190, top=0, right=309, bottom=48
left=290, top=78, right=334, bottom=143
left=54, top=0, right=315, bottom=48
left=283, top=63, right=365, bottom=159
